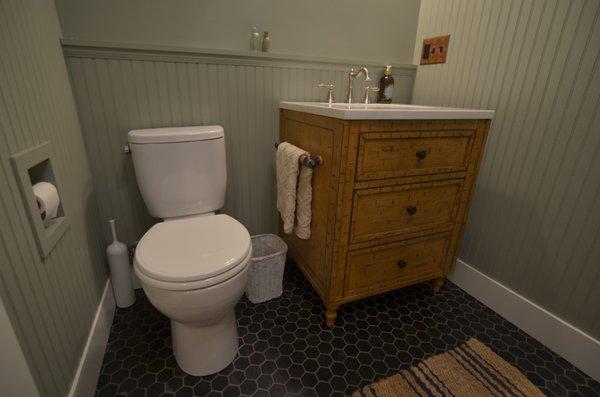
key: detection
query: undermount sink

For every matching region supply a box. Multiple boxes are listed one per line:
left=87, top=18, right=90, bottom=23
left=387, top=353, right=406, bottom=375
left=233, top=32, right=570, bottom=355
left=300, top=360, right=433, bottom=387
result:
left=279, top=101, right=494, bottom=120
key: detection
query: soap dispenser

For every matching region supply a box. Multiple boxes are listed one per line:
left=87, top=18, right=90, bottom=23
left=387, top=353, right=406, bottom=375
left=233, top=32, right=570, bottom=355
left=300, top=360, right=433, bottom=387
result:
left=378, top=65, right=395, bottom=103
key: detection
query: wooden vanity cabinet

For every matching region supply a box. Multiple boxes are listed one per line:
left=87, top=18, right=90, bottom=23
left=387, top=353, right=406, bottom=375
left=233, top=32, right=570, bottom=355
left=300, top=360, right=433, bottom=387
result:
left=279, top=109, right=490, bottom=327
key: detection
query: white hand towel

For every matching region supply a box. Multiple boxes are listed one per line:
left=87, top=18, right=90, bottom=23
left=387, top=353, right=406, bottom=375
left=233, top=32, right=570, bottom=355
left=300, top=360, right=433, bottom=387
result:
left=276, top=142, right=307, bottom=234
left=294, top=165, right=313, bottom=239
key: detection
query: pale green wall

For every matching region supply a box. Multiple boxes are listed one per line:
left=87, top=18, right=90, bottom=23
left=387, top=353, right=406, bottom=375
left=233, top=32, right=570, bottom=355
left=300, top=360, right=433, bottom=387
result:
left=413, top=0, right=600, bottom=338
left=54, top=0, right=420, bottom=64
left=0, top=0, right=107, bottom=395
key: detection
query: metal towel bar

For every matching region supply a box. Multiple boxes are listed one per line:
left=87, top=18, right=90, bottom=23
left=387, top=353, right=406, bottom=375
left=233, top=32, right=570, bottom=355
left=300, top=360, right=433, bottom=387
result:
left=274, top=142, right=323, bottom=168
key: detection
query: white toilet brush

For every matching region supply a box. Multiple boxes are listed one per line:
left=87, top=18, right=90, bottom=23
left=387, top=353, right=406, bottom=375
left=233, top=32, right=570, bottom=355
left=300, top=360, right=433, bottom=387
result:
left=107, top=219, right=135, bottom=308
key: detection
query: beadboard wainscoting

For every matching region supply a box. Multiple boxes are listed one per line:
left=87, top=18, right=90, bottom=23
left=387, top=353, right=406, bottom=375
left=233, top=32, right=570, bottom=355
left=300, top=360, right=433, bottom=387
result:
left=0, top=1, right=107, bottom=396
left=63, top=41, right=417, bottom=242
left=413, top=0, right=600, bottom=340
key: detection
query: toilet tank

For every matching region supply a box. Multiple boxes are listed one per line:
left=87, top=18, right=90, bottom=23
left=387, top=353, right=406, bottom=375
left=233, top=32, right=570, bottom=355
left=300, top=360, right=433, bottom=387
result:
left=128, top=126, right=226, bottom=219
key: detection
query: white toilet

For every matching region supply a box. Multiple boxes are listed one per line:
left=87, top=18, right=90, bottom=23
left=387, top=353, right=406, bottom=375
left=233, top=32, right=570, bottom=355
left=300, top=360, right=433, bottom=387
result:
left=128, top=126, right=252, bottom=376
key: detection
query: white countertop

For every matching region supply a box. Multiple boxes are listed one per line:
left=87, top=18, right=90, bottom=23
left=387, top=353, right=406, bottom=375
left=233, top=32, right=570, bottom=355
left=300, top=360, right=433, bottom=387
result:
left=280, top=102, right=494, bottom=120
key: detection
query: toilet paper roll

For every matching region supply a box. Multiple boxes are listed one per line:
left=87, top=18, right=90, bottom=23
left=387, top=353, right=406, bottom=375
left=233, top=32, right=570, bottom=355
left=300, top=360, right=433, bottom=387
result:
left=32, top=182, right=60, bottom=220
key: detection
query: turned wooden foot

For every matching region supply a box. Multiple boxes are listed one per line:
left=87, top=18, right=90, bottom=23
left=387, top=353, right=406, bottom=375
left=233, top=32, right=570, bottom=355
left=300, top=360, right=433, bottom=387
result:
left=325, top=307, right=338, bottom=328
left=432, top=277, right=444, bottom=293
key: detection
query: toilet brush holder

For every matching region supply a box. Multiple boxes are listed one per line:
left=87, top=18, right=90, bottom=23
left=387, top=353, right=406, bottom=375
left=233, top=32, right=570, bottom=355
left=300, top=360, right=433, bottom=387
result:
left=107, top=219, right=135, bottom=308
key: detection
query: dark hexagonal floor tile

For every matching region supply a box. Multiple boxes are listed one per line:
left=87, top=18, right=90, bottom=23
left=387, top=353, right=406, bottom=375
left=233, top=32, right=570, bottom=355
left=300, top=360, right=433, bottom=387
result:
left=96, top=262, right=598, bottom=396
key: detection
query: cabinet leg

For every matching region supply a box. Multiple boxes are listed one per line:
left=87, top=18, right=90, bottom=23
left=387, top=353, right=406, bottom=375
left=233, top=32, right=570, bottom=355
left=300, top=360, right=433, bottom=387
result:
left=325, top=307, right=338, bottom=328
left=432, top=277, right=444, bottom=293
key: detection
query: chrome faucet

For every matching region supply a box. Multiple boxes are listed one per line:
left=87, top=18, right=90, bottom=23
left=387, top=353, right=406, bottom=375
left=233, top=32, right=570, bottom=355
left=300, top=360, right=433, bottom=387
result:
left=345, top=67, right=371, bottom=103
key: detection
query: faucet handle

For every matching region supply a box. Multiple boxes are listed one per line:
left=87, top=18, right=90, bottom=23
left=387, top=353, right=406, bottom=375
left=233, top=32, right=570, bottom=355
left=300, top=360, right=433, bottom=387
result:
left=318, top=83, right=335, bottom=104
left=363, top=86, right=380, bottom=104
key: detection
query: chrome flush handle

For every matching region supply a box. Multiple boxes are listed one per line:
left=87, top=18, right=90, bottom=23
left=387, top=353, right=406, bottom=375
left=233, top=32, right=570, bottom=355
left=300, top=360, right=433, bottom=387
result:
left=318, top=83, right=335, bottom=104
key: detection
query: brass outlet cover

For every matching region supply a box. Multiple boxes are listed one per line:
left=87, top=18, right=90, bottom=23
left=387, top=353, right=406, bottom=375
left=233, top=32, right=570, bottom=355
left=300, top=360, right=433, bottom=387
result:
left=420, top=35, right=450, bottom=65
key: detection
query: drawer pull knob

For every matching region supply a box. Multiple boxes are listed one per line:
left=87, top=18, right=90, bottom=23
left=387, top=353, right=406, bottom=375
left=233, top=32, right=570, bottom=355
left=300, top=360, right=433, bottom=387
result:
left=416, top=150, right=428, bottom=160
left=397, top=260, right=407, bottom=268
left=406, top=206, right=417, bottom=215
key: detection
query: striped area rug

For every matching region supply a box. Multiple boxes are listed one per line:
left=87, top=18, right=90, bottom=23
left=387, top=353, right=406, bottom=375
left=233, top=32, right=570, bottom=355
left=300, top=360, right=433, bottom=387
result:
left=352, top=338, right=545, bottom=397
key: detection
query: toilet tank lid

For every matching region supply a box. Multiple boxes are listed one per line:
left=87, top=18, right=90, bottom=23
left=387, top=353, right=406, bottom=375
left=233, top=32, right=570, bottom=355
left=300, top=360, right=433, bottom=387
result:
left=128, top=125, right=224, bottom=144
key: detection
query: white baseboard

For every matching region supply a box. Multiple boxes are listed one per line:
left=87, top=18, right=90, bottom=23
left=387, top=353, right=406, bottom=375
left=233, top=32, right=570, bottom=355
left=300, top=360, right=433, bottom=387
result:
left=449, top=259, right=600, bottom=381
left=68, top=279, right=115, bottom=397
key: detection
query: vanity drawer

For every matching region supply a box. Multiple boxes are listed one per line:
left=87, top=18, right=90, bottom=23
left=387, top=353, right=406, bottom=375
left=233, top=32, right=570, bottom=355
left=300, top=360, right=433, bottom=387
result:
left=356, top=130, right=473, bottom=181
left=350, top=179, right=462, bottom=244
left=345, top=233, right=450, bottom=296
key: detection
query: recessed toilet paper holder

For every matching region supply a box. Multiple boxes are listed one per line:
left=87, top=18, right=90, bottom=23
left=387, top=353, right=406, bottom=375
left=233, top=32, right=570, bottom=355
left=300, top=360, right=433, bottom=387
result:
left=10, top=141, right=69, bottom=258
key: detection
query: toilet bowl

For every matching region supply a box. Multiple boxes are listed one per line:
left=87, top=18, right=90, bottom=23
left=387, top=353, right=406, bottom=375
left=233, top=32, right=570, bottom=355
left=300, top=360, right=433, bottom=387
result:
left=134, top=214, right=251, bottom=376
left=128, top=125, right=251, bottom=375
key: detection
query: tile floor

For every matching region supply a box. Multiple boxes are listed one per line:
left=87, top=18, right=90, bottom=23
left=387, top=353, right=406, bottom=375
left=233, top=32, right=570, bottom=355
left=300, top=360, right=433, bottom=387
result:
left=96, top=263, right=599, bottom=396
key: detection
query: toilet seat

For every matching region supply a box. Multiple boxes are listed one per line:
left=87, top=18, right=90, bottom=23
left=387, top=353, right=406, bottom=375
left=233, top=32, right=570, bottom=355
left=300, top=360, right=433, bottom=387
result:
left=134, top=214, right=251, bottom=290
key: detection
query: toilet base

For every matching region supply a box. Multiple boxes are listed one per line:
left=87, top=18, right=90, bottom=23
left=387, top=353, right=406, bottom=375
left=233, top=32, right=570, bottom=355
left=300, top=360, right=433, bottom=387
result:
left=171, top=311, right=238, bottom=376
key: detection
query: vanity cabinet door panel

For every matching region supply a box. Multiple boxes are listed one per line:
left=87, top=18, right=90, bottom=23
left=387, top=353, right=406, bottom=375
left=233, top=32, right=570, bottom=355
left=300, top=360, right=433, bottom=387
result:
left=356, top=130, right=474, bottom=181
left=350, top=179, right=463, bottom=244
left=345, top=233, right=450, bottom=296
